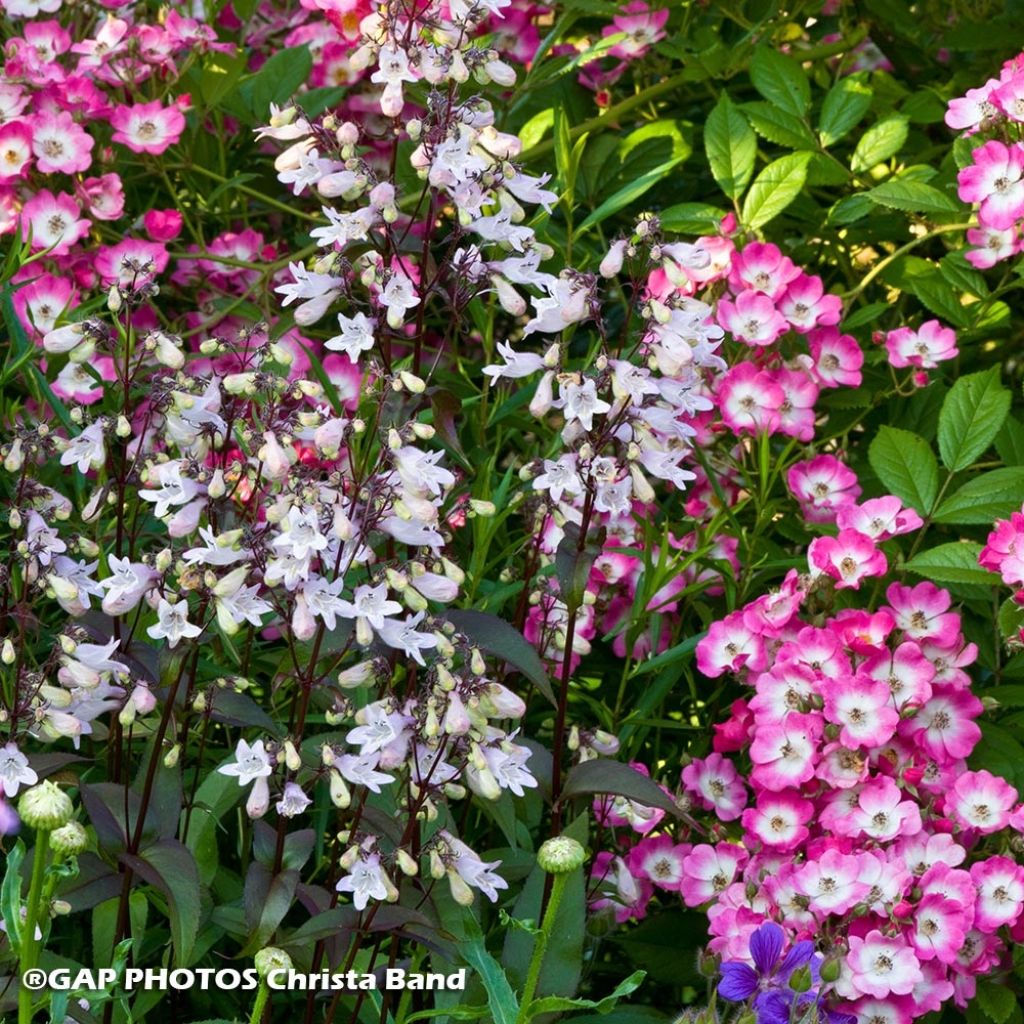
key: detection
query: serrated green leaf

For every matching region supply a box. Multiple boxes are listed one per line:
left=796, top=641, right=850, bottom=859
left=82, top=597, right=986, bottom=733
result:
left=749, top=47, right=810, bottom=117
left=819, top=75, right=873, bottom=146
left=933, top=468, right=1024, bottom=524
left=740, top=152, right=812, bottom=231
left=742, top=101, right=817, bottom=149
left=851, top=116, right=908, bottom=172
left=459, top=914, right=519, bottom=1024
left=938, top=367, right=1012, bottom=471
left=524, top=971, right=647, bottom=1017
left=868, top=426, right=939, bottom=514
left=904, top=542, right=997, bottom=585
left=974, top=974, right=1024, bottom=1024
left=867, top=178, right=959, bottom=214
left=704, top=93, right=756, bottom=200
left=658, top=202, right=727, bottom=234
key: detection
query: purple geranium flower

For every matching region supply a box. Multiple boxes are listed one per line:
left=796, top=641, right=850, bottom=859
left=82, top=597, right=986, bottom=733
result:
left=717, top=922, right=816, bottom=1024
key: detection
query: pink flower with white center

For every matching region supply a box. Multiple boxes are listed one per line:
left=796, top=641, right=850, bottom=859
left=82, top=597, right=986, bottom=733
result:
left=948, top=769, right=1017, bottom=833
left=809, top=529, right=888, bottom=590
left=900, top=684, right=982, bottom=761
left=626, top=834, right=689, bottom=891
left=955, top=929, right=1002, bottom=983
left=695, top=610, right=766, bottom=678
left=728, top=241, right=801, bottom=299
left=749, top=712, right=821, bottom=791
left=857, top=849, right=910, bottom=912
left=897, top=833, right=966, bottom=876
left=993, top=73, right=1024, bottom=121
left=965, top=225, right=1018, bottom=269
left=110, top=100, right=186, bottom=155
left=740, top=569, right=804, bottom=634
left=860, top=641, right=935, bottom=712
left=919, top=862, right=976, bottom=913
left=836, top=497, right=924, bottom=541
left=771, top=368, right=818, bottom=442
left=716, top=290, right=788, bottom=346
left=741, top=790, right=813, bottom=851
left=817, top=742, right=869, bottom=789
left=602, top=2, right=669, bottom=59
left=681, top=752, right=747, bottom=821
left=11, top=273, right=75, bottom=336
left=833, top=608, right=896, bottom=653
left=680, top=842, right=747, bottom=907
left=909, top=893, right=969, bottom=964
left=884, top=320, right=958, bottom=370
left=957, top=140, right=1024, bottom=229
left=849, top=997, right=915, bottom=1024
left=793, top=848, right=868, bottom=914
left=778, top=273, right=842, bottom=333
left=822, top=675, right=899, bottom=747
left=717, top=362, right=784, bottom=435
left=885, top=581, right=961, bottom=645
left=590, top=852, right=652, bottom=923
left=0, top=120, right=33, bottom=181
left=971, top=856, right=1024, bottom=932
left=786, top=455, right=861, bottom=523
left=980, top=509, right=1024, bottom=586
left=807, top=326, right=863, bottom=388
left=749, top=662, right=819, bottom=724
left=777, top=625, right=851, bottom=679
left=843, top=931, right=923, bottom=998
left=31, top=110, right=93, bottom=174
left=19, top=190, right=90, bottom=256
left=850, top=777, right=922, bottom=841
left=909, top=961, right=954, bottom=1015
left=79, top=173, right=125, bottom=221
left=945, top=78, right=1001, bottom=131
left=94, top=239, right=169, bottom=287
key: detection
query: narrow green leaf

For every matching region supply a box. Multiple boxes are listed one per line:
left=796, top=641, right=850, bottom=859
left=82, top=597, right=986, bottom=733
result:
left=446, top=609, right=555, bottom=705
left=576, top=156, right=687, bottom=233
left=459, top=914, right=519, bottom=1024
left=562, top=759, right=682, bottom=817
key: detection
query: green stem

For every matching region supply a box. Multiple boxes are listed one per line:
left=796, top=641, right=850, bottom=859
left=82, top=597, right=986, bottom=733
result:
left=516, top=873, right=568, bottom=1024
left=249, top=979, right=271, bottom=1024
left=841, top=223, right=974, bottom=303
left=18, top=831, right=50, bottom=1024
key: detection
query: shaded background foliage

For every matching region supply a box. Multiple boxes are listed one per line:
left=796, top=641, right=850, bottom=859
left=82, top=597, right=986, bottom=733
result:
left=7, top=0, right=1024, bottom=1022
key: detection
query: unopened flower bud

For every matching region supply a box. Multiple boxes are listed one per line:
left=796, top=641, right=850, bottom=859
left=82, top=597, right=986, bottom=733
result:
left=50, top=821, right=88, bottom=857
left=396, top=848, right=419, bottom=876
left=19, top=781, right=74, bottom=831
left=447, top=868, right=475, bottom=906
left=536, top=836, right=586, bottom=874
left=255, top=947, right=293, bottom=978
